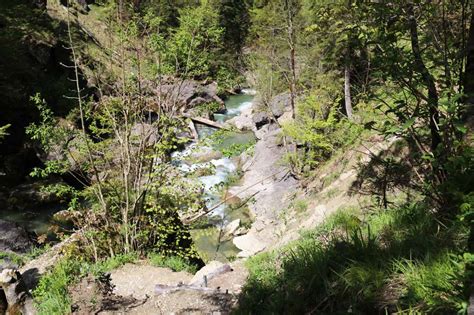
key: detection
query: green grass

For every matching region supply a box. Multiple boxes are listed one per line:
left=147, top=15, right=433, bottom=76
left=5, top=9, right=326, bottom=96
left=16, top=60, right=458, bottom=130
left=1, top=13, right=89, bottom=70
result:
left=34, top=259, right=78, bottom=315
left=291, top=198, right=308, bottom=213
left=148, top=253, right=198, bottom=273
left=33, top=252, right=139, bottom=314
left=0, top=245, right=52, bottom=267
left=221, top=141, right=255, bottom=158
left=237, top=203, right=471, bottom=314
left=0, top=251, right=25, bottom=266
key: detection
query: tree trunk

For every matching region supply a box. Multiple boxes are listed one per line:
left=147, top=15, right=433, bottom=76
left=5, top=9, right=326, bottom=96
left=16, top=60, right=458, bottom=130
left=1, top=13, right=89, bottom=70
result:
left=344, top=64, right=353, bottom=120
left=464, top=9, right=474, bottom=119
left=408, top=4, right=441, bottom=153
left=285, top=0, right=297, bottom=120
left=344, top=0, right=354, bottom=120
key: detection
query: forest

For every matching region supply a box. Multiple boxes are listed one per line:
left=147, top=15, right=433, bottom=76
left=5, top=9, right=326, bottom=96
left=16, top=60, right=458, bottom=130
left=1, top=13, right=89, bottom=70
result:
left=0, top=0, right=474, bottom=314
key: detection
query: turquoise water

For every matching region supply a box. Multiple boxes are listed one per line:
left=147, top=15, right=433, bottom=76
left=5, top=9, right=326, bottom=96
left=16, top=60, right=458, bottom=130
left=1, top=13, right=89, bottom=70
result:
left=196, top=93, right=255, bottom=137
left=214, top=94, right=254, bottom=123
left=182, top=93, right=257, bottom=262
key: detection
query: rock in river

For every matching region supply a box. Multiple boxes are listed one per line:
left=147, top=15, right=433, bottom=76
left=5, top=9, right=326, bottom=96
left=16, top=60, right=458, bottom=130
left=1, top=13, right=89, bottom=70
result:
left=0, top=220, right=33, bottom=254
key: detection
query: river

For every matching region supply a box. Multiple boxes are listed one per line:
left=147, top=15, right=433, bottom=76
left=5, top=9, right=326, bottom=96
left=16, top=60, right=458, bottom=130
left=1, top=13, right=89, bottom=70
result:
left=173, top=90, right=256, bottom=262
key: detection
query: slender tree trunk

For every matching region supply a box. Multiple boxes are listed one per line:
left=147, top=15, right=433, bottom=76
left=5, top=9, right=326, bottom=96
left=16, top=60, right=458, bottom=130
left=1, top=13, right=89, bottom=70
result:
left=441, top=0, right=452, bottom=91
left=344, top=64, right=353, bottom=120
left=464, top=9, right=474, bottom=119
left=408, top=4, right=441, bottom=153
left=344, top=0, right=354, bottom=120
left=285, top=0, right=297, bottom=119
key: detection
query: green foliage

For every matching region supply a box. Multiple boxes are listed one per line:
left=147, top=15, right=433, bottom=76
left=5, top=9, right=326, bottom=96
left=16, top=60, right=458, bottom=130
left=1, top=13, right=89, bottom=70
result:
left=0, top=245, right=53, bottom=268
left=27, top=91, right=203, bottom=262
left=87, top=252, right=139, bottom=276
left=282, top=83, right=363, bottom=171
left=221, top=142, right=255, bottom=158
left=0, top=251, right=25, bottom=266
left=193, top=101, right=222, bottom=117
left=33, top=259, right=79, bottom=315
left=26, top=94, right=71, bottom=153
left=289, top=198, right=308, bottom=214
left=157, top=0, right=223, bottom=79
left=393, top=255, right=468, bottom=312
left=148, top=253, right=198, bottom=273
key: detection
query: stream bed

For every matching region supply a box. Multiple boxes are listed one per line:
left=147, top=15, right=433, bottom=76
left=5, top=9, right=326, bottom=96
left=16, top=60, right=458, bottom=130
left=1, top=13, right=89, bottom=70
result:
left=173, top=91, right=257, bottom=262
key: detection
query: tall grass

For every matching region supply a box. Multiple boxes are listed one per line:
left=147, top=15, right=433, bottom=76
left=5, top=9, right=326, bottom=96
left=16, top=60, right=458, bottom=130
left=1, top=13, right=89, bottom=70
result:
left=237, top=202, right=471, bottom=314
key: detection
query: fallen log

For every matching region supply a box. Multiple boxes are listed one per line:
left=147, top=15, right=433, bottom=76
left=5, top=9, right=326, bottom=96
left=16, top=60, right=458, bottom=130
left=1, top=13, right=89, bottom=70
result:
left=155, top=284, right=217, bottom=295
left=183, top=114, right=225, bottom=130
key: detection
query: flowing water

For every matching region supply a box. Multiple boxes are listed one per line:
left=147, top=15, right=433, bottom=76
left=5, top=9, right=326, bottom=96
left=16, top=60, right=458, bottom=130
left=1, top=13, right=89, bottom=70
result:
left=173, top=91, right=257, bottom=262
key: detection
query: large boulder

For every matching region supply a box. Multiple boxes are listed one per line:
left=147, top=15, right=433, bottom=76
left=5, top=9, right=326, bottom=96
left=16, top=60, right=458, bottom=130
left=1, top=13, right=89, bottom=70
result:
left=225, top=104, right=255, bottom=131
left=25, top=37, right=52, bottom=67
left=155, top=80, right=224, bottom=113
left=223, top=219, right=241, bottom=239
left=252, top=111, right=271, bottom=129
left=0, top=220, right=33, bottom=254
left=189, top=261, right=232, bottom=287
left=270, top=93, right=291, bottom=118
left=233, top=234, right=266, bottom=258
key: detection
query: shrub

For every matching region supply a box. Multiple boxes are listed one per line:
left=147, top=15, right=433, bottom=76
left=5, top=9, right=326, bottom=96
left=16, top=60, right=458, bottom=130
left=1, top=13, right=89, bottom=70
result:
left=148, top=253, right=198, bottom=273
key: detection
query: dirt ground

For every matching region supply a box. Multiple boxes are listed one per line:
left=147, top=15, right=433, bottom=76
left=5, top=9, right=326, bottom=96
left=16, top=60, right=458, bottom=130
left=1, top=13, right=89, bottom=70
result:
left=69, top=261, right=248, bottom=314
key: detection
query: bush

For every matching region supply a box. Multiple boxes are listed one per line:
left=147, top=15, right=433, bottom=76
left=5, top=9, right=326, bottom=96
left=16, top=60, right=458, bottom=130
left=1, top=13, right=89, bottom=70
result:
left=282, top=87, right=363, bottom=173
left=148, top=253, right=198, bottom=273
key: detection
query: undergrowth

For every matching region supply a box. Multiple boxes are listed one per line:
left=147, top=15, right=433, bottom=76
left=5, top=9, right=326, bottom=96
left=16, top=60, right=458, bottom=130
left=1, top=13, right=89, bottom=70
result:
left=33, top=252, right=138, bottom=315
left=148, top=253, right=198, bottom=273
left=237, top=203, right=473, bottom=314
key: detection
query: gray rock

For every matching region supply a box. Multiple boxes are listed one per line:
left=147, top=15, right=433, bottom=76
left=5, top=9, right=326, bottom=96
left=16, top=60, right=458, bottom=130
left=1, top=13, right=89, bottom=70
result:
left=223, top=219, right=240, bottom=238
left=156, top=80, right=224, bottom=112
left=190, top=261, right=232, bottom=287
left=8, top=178, right=63, bottom=207
left=188, top=97, right=209, bottom=108
left=254, top=123, right=279, bottom=140
left=270, top=93, right=291, bottom=118
left=252, top=111, right=271, bottom=129
left=130, top=122, right=158, bottom=146
left=0, top=220, right=32, bottom=254
left=234, top=226, right=249, bottom=236
left=226, top=105, right=255, bottom=131
left=277, top=111, right=293, bottom=126
left=233, top=234, right=266, bottom=258
left=26, top=37, right=52, bottom=66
